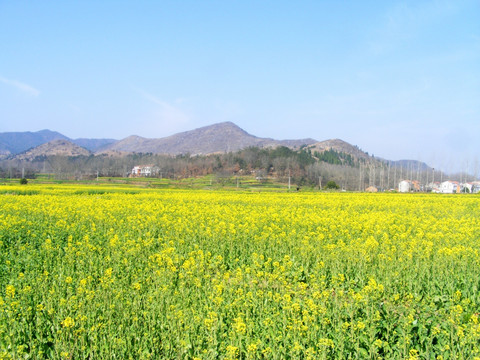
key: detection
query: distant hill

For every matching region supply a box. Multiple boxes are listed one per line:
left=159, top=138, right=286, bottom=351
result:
left=100, top=122, right=317, bottom=155
left=307, top=140, right=432, bottom=171
left=14, top=139, right=92, bottom=161
left=0, top=123, right=436, bottom=173
left=73, top=138, right=117, bottom=152
left=0, top=129, right=116, bottom=155
left=307, top=139, right=370, bottom=160
left=0, top=130, right=69, bottom=155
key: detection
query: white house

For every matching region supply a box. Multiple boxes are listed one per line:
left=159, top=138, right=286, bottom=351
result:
left=398, top=180, right=420, bottom=193
left=440, top=180, right=459, bottom=194
left=464, top=181, right=480, bottom=194
left=131, top=165, right=156, bottom=177
left=398, top=180, right=411, bottom=193
left=132, top=166, right=141, bottom=176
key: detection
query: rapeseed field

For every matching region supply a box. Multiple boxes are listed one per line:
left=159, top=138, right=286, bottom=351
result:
left=0, top=185, right=479, bottom=359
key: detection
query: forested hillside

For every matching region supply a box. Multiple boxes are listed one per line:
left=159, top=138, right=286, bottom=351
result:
left=0, top=145, right=443, bottom=191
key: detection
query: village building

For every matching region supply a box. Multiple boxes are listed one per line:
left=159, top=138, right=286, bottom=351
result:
left=398, top=180, right=421, bottom=193
left=462, top=181, right=480, bottom=194
left=131, top=165, right=158, bottom=177
left=398, top=180, right=410, bottom=193
left=440, top=180, right=460, bottom=194
left=426, top=182, right=441, bottom=193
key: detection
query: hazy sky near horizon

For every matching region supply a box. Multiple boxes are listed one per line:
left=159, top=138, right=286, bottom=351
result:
left=1, top=1, right=479, bottom=173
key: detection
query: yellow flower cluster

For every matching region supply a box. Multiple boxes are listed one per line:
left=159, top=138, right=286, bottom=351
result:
left=0, top=184, right=479, bottom=358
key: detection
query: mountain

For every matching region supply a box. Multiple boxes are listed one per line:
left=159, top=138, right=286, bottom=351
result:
left=0, top=129, right=116, bottom=155
left=307, top=140, right=435, bottom=173
left=0, top=123, right=435, bottom=173
left=14, top=139, right=92, bottom=161
left=73, top=138, right=117, bottom=152
left=0, top=130, right=69, bottom=156
left=307, top=139, right=370, bottom=160
left=100, top=122, right=317, bottom=155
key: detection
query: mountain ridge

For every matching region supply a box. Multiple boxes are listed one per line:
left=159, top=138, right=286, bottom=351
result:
left=0, top=129, right=115, bottom=155
left=307, top=139, right=371, bottom=160
left=0, top=122, right=431, bottom=173
left=100, top=122, right=317, bottom=155
left=14, top=139, right=92, bottom=161
left=0, top=129, right=69, bottom=155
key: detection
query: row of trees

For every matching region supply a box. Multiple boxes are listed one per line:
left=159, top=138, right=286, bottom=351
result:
left=2, top=146, right=472, bottom=190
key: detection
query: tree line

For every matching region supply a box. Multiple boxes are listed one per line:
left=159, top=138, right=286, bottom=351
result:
left=1, top=146, right=464, bottom=190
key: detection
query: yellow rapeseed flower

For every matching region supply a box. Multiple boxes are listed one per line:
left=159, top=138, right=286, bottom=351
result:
left=5, top=285, right=15, bottom=298
left=61, top=317, right=75, bottom=328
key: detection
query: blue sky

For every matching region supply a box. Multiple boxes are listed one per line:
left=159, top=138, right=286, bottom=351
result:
left=1, top=1, right=479, bottom=174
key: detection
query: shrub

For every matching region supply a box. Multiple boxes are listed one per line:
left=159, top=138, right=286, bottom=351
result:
left=325, top=180, right=339, bottom=189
